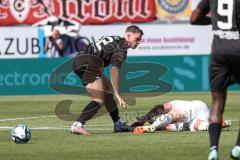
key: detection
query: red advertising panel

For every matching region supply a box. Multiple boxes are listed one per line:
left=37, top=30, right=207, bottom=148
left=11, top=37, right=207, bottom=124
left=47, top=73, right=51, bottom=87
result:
left=0, top=0, right=156, bottom=25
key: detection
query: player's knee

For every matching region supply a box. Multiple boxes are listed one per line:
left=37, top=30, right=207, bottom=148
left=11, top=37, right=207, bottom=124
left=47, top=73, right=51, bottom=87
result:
left=103, top=85, right=113, bottom=93
left=92, top=98, right=104, bottom=105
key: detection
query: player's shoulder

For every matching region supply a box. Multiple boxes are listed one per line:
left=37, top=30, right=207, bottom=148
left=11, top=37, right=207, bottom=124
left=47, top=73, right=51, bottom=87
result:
left=112, top=36, right=124, bottom=43
left=112, top=36, right=122, bottom=40
left=102, top=35, right=121, bottom=39
left=99, top=36, right=123, bottom=42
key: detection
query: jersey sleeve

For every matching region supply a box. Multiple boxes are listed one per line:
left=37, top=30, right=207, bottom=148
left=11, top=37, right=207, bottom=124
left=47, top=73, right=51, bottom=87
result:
left=197, top=0, right=210, bottom=13
left=110, top=51, right=127, bottom=68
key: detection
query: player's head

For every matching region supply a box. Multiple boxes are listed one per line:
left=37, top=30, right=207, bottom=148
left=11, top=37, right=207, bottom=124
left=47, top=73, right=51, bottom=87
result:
left=124, top=25, right=143, bottom=49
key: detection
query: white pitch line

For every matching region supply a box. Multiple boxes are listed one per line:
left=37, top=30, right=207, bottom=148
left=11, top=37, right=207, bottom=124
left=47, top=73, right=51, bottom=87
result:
left=0, top=126, right=113, bottom=131
left=0, top=113, right=239, bottom=123
left=0, top=111, right=148, bottom=122
left=0, top=115, right=56, bottom=122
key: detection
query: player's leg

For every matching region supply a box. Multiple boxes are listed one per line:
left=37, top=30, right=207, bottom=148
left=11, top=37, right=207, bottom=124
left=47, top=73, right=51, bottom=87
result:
left=189, top=101, right=210, bottom=131
left=208, top=91, right=226, bottom=160
left=71, top=54, right=104, bottom=135
left=132, top=102, right=173, bottom=128
left=208, top=54, right=230, bottom=160
left=134, top=108, right=186, bottom=134
left=190, top=119, right=209, bottom=131
left=231, top=132, right=240, bottom=160
left=102, top=76, right=132, bottom=132
left=230, top=55, right=240, bottom=159
left=131, top=104, right=165, bottom=128
left=151, top=108, right=185, bottom=128
left=71, top=77, right=105, bottom=135
left=191, top=119, right=231, bottom=132
left=134, top=114, right=173, bottom=134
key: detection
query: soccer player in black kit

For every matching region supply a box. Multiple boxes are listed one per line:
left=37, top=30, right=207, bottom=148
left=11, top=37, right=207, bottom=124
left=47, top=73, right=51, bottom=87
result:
left=191, top=0, right=240, bottom=159
left=70, top=25, right=143, bottom=135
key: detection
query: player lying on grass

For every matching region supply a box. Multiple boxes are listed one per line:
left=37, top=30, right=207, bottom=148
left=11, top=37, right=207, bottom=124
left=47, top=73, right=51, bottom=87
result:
left=132, top=100, right=231, bottom=134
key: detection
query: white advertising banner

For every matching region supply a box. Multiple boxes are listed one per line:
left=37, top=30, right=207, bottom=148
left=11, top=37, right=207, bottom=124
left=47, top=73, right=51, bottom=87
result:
left=0, top=24, right=212, bottom=59
left=79, top=24, right=212, bottom=56
left=0, top=27, right=40, bottom=59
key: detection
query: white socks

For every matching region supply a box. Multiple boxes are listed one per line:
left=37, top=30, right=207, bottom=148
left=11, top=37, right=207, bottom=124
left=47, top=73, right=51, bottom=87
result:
left=72, top=121, right=83, bottom=128
left=152, top=114, right=173, bottom=128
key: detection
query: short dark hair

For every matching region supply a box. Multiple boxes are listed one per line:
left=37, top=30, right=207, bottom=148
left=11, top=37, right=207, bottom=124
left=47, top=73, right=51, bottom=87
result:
left=125, top=25, right=144, bottom=36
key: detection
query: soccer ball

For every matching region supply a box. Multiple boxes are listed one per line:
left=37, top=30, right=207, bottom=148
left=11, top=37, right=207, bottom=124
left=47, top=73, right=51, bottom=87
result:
left=11, top=124, right=31, bottom=143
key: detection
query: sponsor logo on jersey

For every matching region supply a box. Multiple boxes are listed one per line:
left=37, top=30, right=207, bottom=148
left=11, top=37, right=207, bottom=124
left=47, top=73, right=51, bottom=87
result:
left=213, top=30, right=240, bottom=40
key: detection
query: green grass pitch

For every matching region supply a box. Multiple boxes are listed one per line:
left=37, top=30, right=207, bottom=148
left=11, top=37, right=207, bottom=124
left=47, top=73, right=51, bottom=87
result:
left=0, top=92, right=239, bottom=160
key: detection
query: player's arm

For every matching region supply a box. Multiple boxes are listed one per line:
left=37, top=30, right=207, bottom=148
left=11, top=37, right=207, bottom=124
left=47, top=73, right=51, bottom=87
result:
left=110, top=66, right=127, bottom=108
left=190, top=8, right=211, bottom=25
left=110, top=66, right=120, bottom=95
left=190, top=0, right=211, bottom=25
left=110, top=51, right=128, bottom=108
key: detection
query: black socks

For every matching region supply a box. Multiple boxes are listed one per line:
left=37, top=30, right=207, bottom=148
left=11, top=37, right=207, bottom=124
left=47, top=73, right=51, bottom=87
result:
left=236, top=129, right=240, bottom=146
left=76, top=101, right=100, bottom=124
left=208, top=123, right=222, bottom=150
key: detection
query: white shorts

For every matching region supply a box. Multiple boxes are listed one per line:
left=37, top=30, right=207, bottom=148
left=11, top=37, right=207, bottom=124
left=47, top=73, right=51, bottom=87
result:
left=189, top=101, right=209, bottom=131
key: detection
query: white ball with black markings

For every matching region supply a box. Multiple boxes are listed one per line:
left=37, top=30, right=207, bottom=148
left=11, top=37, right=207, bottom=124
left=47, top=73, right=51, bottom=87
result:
left=11, top=124, right=31, bottom=143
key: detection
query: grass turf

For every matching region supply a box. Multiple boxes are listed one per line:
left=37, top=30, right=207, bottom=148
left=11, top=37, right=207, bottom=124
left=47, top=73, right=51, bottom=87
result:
left=0, top=92, right=239, bottom=160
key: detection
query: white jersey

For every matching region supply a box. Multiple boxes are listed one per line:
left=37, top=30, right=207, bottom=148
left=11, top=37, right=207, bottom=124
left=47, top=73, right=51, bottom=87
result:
left=168, top=100, right=209, bottom=131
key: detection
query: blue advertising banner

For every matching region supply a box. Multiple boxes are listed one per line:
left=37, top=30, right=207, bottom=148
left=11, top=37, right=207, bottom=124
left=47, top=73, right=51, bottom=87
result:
left=0, top=55, right=238, bottom=96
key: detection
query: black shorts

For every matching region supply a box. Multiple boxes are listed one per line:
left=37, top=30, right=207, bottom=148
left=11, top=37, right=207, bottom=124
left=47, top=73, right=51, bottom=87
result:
left=72, top=52, right=104, bottom=86
left=210, top=54, right=240, bottom=91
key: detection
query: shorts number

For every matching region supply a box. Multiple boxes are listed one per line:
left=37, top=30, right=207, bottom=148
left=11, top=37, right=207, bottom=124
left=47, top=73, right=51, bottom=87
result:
left=95, top=37, right=114, bottom=51
left=217, top=0, right=234, bottom=29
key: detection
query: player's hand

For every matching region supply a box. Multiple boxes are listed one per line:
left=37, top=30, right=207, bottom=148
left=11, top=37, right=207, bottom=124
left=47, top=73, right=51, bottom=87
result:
left=115, top=94, right=128, bottom=108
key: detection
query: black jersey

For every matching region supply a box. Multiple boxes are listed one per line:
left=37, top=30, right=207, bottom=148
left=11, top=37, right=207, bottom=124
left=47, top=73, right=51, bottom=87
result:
left=82, top=36, right=128, bottom=68
left=198, top=0, right=240, bottom=54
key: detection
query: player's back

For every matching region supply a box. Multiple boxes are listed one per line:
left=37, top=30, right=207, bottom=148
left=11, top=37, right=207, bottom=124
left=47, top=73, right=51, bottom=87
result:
left=169, top=100, right=196, bottom=115
left=169, top=100, right=208, bottom=122
left=208, top=0, right=240, bottom=54
left=83, top=36, right=127, bottom=67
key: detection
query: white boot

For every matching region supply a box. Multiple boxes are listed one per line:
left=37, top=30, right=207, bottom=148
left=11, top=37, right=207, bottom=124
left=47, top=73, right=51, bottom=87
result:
left=70, top=121, right=90, bottom=135
left=230, top=146, right=240, bottom=160
left=208, top=148, right=219, bottom=160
